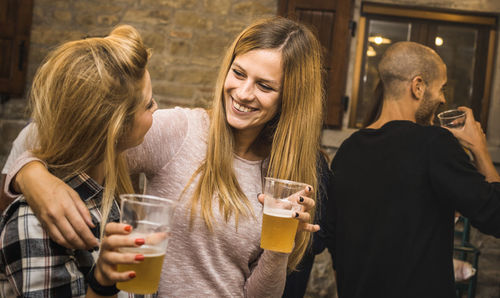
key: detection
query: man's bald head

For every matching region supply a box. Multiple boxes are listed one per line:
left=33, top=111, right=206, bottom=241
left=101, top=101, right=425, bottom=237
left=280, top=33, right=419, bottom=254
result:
left=378, top=41, right=444, bottom=98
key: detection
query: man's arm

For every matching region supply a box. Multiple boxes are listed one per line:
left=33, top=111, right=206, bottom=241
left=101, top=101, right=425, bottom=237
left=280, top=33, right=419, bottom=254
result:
left=430, top=118, right=500, bottom=237
left=447, top=107, right=500, bottom=182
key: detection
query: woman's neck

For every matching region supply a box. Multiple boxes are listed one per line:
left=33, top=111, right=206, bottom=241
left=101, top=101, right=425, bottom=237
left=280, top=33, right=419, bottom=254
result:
left=233, top=129, right=270, bottom=161
left=87, top=162, right=105, bottom=185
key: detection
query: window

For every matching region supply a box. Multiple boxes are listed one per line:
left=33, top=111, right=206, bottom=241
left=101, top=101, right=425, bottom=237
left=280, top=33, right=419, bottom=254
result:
left=349, top=2, right=497, bottom=129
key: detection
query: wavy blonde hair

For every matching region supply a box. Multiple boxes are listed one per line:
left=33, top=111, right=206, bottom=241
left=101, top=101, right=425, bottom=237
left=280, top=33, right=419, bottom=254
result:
left=189, top=17, right=324, bottom=271
left=29, top=25, right=150, bottom=235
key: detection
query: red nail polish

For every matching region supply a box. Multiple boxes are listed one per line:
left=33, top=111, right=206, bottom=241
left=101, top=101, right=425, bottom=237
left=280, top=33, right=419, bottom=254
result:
left=299, top=196, right=304, bottom=203
left=135, top=238, right=145, bottom=245
left=135, top=254, right=144, bottom=261
left=308, top=186, right=312, bottom=192
left=124, top=225, right=132, bottom=232
left=295, top=212, right=299, bottom=218
left=129, top=272, right=136, bottom=278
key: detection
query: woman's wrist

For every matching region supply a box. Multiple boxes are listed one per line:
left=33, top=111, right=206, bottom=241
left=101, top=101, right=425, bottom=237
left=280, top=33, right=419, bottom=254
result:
left=262, top=249, right=290, bottom=259
left=94, top=264, right=117, bottom=286
left=13, top=161, right=46, bottom=194
left=87, top=266, right=119, bottom=296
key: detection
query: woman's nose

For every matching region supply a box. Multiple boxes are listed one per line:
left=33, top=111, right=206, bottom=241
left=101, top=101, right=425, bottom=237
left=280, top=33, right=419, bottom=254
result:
left=235, top=81, right=255, bottom=101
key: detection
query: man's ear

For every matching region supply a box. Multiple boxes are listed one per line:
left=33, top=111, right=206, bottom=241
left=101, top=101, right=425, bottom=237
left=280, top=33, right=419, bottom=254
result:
left=411, top=76, right=425, bottom=100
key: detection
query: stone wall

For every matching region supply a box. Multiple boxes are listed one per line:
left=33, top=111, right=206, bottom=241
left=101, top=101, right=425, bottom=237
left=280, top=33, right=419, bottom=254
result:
left=0, top=0, right=276, bottom=171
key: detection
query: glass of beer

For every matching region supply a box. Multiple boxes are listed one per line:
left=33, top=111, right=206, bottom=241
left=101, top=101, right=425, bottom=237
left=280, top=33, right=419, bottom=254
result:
left=116, top=194, right=176, bottom=294
left=437, top=109, right=466, bottom=129
left=260, top=177, right=307, bottom=253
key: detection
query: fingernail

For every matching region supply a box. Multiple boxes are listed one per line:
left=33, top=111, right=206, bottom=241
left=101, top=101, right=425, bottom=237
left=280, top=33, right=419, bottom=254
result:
left=129, top=272, right=136, bottom=278
left=308, top=186, right=312, bottom=192
left=295, top=212, right=299, bottom=218
left=124, top=225, right=132, bottom=232
left=135, top=254, right=144, bottom=261
left=257, top=193, right=261, bottom=198
left=299, top=196, right=304, bottom=203
left=135, top=238, right=145, bottom=246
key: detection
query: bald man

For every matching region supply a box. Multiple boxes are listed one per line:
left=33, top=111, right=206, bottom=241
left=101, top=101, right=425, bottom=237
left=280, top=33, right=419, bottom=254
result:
left=324, top=42, right=500, bottom=298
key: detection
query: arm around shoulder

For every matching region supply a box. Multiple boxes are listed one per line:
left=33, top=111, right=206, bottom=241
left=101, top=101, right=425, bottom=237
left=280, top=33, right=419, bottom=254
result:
left=7, top=157, right=98, bottom=250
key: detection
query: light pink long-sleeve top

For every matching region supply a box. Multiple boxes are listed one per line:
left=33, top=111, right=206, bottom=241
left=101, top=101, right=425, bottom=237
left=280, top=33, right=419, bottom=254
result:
left=4, top=107, right=289, bottom=297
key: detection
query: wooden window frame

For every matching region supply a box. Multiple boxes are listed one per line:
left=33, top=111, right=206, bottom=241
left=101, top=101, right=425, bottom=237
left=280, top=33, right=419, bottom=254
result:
left=349, top=2, right=497, bottom=129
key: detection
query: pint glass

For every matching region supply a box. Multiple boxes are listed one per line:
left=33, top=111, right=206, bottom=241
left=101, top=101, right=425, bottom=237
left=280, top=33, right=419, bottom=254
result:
left=260, top=178, right=307, bottom=253
left=116, top=194, right=176, bottom=294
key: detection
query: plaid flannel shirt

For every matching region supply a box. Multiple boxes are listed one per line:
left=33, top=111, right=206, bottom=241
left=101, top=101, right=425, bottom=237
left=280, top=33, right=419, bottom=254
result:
left=0, top=172, right=120, bottom=297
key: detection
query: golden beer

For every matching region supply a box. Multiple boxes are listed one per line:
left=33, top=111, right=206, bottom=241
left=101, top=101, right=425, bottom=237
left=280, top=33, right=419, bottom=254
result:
left=260, top=209, right=299, bottom=253
left=116, top=247, right=165, bottom=294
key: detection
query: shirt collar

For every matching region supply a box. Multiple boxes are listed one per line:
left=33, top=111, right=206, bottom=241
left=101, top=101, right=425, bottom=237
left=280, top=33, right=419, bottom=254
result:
left=64, top=172, right=104, bottom=203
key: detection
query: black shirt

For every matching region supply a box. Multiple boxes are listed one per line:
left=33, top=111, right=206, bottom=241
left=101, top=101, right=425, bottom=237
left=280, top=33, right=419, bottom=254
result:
left=324, top=121, right=500, bottom=298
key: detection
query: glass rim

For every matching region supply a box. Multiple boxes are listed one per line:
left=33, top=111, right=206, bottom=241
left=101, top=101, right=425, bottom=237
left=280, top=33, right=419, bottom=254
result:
left=437, top=109, right=466, bottom=120
left=119, top=194, right=177, bottom=207
left=264, top=177, right=309, bottom=188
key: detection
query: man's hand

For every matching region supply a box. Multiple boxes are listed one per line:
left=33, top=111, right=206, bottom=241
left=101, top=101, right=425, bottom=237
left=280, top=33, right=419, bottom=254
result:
left=445, top=107, right=500, bottom=182
left=445, top=107, right=487, bottom=156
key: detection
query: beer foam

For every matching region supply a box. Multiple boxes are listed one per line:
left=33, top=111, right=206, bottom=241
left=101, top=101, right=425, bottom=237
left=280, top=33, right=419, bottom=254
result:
left=119, top=247, right=165, bottom=257
left=263, top=208, right=294, bottom=218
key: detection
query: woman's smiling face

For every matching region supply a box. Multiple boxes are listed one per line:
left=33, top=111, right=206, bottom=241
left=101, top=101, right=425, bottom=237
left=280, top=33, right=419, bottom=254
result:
left=224, top=49, right=283, bottom=136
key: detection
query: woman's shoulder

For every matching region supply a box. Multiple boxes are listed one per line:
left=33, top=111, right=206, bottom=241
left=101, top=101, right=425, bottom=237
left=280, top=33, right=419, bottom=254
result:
left=0, top=196, right=41, bottom=248
left=153, top=107, right=209, bottom=131
left=154, top=106, right=207, bottom=119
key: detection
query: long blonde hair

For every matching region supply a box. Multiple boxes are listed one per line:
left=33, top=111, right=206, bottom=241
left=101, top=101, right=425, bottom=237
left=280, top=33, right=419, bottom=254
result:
left=30, top=25, right=150, bottom=234
left=189, top=17, right=324, bottom=270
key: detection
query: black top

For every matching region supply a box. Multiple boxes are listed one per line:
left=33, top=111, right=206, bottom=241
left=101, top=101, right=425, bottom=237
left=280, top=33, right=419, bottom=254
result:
left=324, top=121, right=500, bottom=298
left=282, top=153, right=332, bottom=298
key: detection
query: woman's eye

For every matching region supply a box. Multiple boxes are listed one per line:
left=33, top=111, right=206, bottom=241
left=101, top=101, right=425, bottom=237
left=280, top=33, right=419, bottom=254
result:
left=258, top=83, right=274, bottom=92
left=146, top=99, right=155, bottom=109
left=232, top=68, right=244, bottom=78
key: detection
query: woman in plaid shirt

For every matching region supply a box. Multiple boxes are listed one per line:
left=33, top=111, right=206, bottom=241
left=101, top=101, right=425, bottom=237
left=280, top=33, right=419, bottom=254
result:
left=0, top=25, right=157, bottom=297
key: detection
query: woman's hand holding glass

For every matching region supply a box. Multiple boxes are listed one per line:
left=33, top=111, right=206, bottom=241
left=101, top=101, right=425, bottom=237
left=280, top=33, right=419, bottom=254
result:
left=93, top=223, right=144, bottom=286
left=258, top=185, right=320, bottom=233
